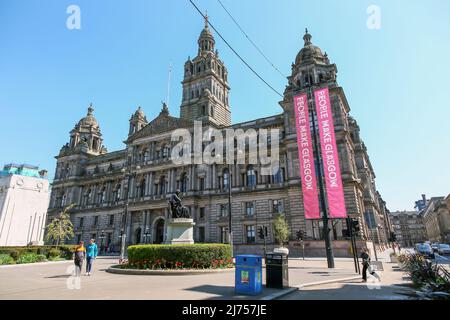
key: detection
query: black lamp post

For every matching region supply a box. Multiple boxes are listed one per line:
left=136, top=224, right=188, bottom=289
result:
left=99, top=230, right=105, bottom=255
left=227, top=163, right=233, bottom=257
left=120, top=160, right=140, bottom=261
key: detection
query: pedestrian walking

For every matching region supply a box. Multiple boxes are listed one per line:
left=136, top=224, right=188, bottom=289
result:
left=360, top=248, right=371, bottom=282
left=85, top=239, right=98, bottom=276
left=74, top=241, right=86, bottom=277
left=360, top=248, right=381, bottom=282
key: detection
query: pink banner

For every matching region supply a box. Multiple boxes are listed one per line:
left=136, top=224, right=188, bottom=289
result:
left=294, top=94, right=320, bottom=219
left=314, top=88, right=347, bottom=218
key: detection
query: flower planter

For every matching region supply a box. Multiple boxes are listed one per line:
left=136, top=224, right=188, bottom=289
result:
left=273, top=247, right=289, bottom=255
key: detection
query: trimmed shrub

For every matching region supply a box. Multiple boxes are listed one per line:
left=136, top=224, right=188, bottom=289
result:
left=36, top=254, right=47, bottom=262
left=47, top=248, right=62, bottom=259
left=0, top=245, right=77, bottom=262
left=0, top=254, right=15, bottom=265
left=17, top=253, right=40, bottom=264
left=127, top=244, right=233, bottom=270
left=58, top=245, right=77, bottom=259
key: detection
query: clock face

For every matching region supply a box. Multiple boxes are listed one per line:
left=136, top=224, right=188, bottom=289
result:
left=37, top=182, right=44, bottom=189
left=16, top=178, right=24, bottom=186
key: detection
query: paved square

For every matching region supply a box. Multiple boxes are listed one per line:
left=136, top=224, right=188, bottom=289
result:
left=0, top=257, right=359, bottom=300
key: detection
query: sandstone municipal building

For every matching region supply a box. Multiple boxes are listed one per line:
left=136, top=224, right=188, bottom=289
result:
left=46, top=18, right=391, bottom=256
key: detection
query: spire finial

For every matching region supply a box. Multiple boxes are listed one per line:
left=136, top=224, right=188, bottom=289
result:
left=88, top=103, right=94, bottom=115
left=204, top=11, right=209, bottom=29
left=161, top=101, right=169, bottom=115
left=303, top=28, right=312, bottom=46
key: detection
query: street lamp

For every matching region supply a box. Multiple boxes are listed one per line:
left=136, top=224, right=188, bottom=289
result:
left=99, top=230, right=106, bottom=255
left=227, top=163, right=233, bottom=258
left=119, top=163, right=140, bottom=261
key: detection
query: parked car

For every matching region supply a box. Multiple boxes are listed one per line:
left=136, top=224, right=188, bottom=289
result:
left=437, top=244, right=450, bottom=255
left=415, top=243, right=435, bottom=259
left=431, top=243, right=440, bottom=252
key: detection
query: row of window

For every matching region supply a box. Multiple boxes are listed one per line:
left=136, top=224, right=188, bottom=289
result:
left=53, top=165, right=286, bottom=209
left=217, top=200, right=284, bottom=218
left=219, top=225, right=257, bottom=244
left=76, top=214, right=115, bottom=228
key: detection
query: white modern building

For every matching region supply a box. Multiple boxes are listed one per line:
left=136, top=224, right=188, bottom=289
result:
left=0, top=164, right=50, bottom=246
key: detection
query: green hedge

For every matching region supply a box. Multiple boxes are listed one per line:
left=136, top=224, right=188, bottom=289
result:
left=0, top=254, right=15, bottom=265
left=0, top=245, right=77, bottom=264
left=127, top=244, right=233, bottom=269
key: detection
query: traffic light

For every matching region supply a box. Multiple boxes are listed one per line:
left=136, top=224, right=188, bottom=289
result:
left=390, top=232, right=397, bottom=242
left=296, top=230, right=305, bottom=241
left=258, top=226, right=267, bottom=240
left=351, top=219, right=360, bottom=233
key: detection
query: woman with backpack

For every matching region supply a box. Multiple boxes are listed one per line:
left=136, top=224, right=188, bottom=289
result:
left=74, top=241, right=86, bottom=277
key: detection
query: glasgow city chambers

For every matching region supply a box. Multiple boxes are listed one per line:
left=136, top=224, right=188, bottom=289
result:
left=46, top=19, right=392, bottom=256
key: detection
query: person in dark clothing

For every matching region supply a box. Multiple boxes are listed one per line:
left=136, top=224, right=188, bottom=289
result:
left=361, top=248, right=371, bottom=282
left=74, top=241, right=86, bottom=277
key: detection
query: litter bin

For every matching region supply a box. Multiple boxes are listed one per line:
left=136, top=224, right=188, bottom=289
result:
left=235, top=255, right=263, bottom=295
left=265, top=252, right=289, bottom=289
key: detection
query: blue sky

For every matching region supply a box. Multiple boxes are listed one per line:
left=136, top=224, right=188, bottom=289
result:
left=0, top=0, right=449, bottom=211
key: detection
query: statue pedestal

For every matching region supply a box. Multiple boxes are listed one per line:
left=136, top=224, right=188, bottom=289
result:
left=164, top=218, right=195, bottom=245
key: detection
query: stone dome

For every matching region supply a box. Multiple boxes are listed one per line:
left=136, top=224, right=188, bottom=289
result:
left=198, top=15, right=215, bottom=43
left=134, top=106, right=145, bottom=118
left=78, top=105, right=99, bottom=127
left=295, top=29, right=327, bottom=66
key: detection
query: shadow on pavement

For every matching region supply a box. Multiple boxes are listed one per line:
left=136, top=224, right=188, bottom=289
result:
left=44, top=274, right=71, bottom=279
left=185, top=284, right=287, bottom=300
left=284, top=282, right=413, bottom=300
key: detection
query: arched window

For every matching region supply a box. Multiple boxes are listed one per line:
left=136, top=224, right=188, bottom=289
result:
left=61, top=192, right=67, bottom=207
left=159, top=176, right=166, bottom=195
left=180, top=173, right=188, bottom=193
left=99, top=187, right=106, bottom=204
left=139, top=179, right=146, bottom=198
left=86, top=188, right=92, bottom=205
left=162, top=145, right=170, bottom=159
left=143, top=149, right=150, bottom=162
left=113, top=184, right=121, bottom=202
left=223, top=168, right=230, bottom=189
left=202, top=105, right=207, bottom=116
left=273, top=168, right=285, bottom=184
left=246, top=165, right=257, bottom=187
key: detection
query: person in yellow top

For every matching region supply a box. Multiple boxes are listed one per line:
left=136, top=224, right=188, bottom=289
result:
left=74, top=241, right=86, bottom=277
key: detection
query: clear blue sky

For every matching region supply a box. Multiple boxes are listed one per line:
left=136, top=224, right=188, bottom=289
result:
left=0, top=0, right=449, bottom=211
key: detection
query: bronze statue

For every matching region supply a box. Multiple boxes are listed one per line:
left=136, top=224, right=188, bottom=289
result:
left=169, top=190, right=190, bottom=219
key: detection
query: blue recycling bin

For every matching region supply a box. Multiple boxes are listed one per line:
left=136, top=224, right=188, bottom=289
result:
left=235, top=255, right=263, bottom=295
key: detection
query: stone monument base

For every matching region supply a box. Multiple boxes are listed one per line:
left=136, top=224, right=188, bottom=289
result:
left=164, top=218, right=195, bottom=245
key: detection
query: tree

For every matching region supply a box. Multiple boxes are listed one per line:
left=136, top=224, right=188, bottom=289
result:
left=45, top=204, right=75, bottom=246
left=273, top=214, right=290, bottom=247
